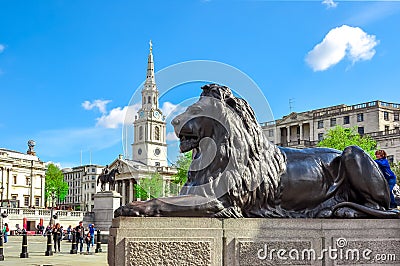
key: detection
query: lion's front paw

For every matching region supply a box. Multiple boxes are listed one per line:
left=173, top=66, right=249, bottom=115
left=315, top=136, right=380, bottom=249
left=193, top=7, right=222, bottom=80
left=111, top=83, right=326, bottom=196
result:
left=114, top=201, right=157, bottom=217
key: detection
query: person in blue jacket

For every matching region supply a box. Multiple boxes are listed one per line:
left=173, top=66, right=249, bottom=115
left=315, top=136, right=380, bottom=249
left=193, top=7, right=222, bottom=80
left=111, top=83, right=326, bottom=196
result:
left=375, top=150, right=398, bottom=209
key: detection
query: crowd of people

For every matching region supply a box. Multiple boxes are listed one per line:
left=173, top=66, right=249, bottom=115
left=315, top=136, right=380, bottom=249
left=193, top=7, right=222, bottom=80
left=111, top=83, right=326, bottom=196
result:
left=39, top=221, right=97, bottom=254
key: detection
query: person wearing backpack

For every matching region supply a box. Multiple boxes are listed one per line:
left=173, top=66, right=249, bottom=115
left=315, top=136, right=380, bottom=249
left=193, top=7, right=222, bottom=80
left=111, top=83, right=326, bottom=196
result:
left=89, top=224, right=96, bottom=247
left=2, top=223, right=9, bottom=243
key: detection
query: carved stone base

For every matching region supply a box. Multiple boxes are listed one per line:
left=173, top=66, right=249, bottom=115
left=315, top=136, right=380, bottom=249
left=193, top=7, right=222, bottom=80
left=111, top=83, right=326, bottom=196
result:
left=108, top=218, right=400, bottom=266
left=93, top=191, right=122, bottom=231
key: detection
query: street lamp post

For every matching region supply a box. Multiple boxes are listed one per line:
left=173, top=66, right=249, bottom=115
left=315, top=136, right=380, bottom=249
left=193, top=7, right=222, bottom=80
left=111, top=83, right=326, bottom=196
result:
left=49, top=191, right=56, bottom=226
left=0, top=185, right=6, bottom=261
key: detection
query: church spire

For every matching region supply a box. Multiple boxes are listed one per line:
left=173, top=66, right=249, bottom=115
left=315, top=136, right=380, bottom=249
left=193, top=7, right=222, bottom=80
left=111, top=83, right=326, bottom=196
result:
left=144, top=40, right=156, bottom=90
left=141, top=40, right=159, bottom=111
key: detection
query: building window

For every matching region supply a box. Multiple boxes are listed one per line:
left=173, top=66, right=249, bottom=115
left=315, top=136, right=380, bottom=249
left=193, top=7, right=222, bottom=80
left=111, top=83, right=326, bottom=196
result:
left=143, top=97, right=146, bottom=104
left=35, top=197, right=40, bottom=207
left=26, top=177, right=30, bottom=186
left=385, top=125, right=389, bottom=133
left=148, top=96, right=151, bottom=104
left=155, top=162, right=160, bottom=166
left=330, top=118, right=336, bottom=127
left=92, top=176, right=95, bottom=180
left=394, top=113, right=399, bottom=121
left=155, top=126, right=160, bottom=141
left=318, top=133, right=324, bottom=141
left=139, top=126, right=143, bottom=140
left=13, top=175, right=17, bottom=184
left=358, top=127, right=364, bottom=135
left=11, top=194, right=17, bottom=200
left=383, top=111, right=389, bottom=121
left=24, top=196, right=29, bottom=207
left=357, top=113, right=364, bottom=122
left=268, top=129, right=274, bottom=137
left=317, top=120, right=324, bottom=129
left=92, top=168, right=95, bottom=172
left=343, top=116, right=350, bottom=124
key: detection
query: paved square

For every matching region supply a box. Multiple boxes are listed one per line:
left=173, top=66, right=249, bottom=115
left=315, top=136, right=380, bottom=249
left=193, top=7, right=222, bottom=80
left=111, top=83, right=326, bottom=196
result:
left=0, top=235, right=107, bottom=266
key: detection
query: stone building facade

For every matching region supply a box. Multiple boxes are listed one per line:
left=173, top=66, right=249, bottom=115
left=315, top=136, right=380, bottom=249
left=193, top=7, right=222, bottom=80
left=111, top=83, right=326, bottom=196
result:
left=0, top=141, right=46, bottom=208
left=262, top=100, right=400, bottom=162
left=61, top=164, right=104, bottom=211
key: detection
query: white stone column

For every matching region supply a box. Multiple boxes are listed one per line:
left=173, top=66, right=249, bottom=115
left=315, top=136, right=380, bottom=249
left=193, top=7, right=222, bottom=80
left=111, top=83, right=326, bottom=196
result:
left=286, top=126, right=290, bottom=144
left=7, top=168, right=11, bottom=200
left=41, top=175, right=45, bottom=208
left=121, top=181, right=126, bottom=205
left=299, top=124, right=303, bottom=141
left=128, top=179, right=134, bottom=203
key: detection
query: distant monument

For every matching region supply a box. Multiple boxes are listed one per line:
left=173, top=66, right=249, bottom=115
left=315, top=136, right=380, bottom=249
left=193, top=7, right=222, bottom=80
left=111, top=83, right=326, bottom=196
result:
left=26, top=140, right=36, bottom=156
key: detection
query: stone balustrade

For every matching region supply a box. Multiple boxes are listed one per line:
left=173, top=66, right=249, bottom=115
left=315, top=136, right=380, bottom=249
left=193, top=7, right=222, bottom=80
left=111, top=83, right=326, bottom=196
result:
left=0, top=207, right=86, bottom=231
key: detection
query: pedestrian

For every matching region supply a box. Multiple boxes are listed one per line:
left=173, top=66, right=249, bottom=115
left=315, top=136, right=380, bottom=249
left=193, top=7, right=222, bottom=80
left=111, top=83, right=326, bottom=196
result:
left=2, top=223, right=9, bottom=243
left=89, top=224, right=96, bottom=247
left=75, top=221, right=85, bottom=253
left=52, top=223, right=62, bottom=253
left=375, top=149, right=398, bottom=209
left=85, top=232, right=92, bottom=254
left=67, top=225, right=72, bottom=242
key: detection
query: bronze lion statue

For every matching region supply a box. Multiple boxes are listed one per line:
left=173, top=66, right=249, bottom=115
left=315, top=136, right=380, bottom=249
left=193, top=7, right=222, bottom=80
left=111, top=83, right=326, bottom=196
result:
left=115, top=84, right=399, bottom=218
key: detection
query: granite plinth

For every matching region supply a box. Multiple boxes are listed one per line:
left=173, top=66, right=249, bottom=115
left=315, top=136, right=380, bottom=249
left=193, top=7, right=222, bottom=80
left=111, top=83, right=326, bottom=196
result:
left=108, top=218, right=400, bottom=266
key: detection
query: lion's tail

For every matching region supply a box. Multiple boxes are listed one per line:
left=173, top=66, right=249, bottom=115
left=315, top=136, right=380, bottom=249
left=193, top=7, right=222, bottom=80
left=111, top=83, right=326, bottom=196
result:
left=332, top=202, right=400, bottom=219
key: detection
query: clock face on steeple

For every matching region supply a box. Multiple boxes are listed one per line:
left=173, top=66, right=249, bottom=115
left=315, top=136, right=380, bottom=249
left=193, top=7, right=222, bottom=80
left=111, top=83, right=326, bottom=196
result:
left=153, top=110, right=161, bottom=119
left=139, top=111, right=145, bottom=118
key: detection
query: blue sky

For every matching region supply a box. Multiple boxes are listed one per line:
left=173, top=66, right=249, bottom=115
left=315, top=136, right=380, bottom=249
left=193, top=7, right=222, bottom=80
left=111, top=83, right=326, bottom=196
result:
left=1, top=0, right=400, bottom=168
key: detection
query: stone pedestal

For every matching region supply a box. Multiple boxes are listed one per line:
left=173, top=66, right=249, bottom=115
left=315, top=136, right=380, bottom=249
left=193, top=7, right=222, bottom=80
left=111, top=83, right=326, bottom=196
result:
left=93, top=191, right=122, bottom=232
left=108, top=218, right=400, bottom=266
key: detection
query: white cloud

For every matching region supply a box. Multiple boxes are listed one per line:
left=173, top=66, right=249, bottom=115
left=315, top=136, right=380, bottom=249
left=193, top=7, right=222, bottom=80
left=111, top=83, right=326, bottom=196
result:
left=82, top=99, right=111, bottom=114
left=322, top=0, right=337, bottom=9
left=96, top=103, right=140, bottom=129
left=166, top=132, right=179, bottom=141
left=0, top=44, right=4, bottom=53
left=161, top=102, right=179, bottom=117
left=45, top=161, right=62, bottom=168
left=305, top=25, right=378, bottom=72
left=90, top=101, right=181, bottom=129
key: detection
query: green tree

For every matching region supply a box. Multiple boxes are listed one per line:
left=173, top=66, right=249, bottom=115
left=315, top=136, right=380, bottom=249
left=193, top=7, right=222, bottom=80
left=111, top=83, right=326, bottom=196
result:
left=134, top=173, right=165, bottom=200
left=172, top=151, right=192, bottom=186
left=317, top=126, right=377, bottom=157
left=45, top=163, right=69, bottom=207
left=391, top=161, right=400, bottom=185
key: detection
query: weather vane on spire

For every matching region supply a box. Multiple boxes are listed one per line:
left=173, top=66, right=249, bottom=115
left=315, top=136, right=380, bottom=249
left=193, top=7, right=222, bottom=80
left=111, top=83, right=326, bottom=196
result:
left=149, top=40, right=153, bottom=52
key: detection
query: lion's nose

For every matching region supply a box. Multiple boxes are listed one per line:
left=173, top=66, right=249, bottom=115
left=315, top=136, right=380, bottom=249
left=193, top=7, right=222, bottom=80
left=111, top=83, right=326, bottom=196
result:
left=171, top=117, right=180, bottom=126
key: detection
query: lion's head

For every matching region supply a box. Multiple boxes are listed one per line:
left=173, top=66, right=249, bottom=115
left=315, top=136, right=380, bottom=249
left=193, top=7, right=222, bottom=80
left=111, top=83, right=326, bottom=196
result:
left=171, top=84, right=286, bottom=217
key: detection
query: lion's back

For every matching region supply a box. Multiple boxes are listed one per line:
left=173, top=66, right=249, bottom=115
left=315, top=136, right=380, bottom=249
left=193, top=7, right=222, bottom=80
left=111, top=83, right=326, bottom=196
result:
left=278, top=146, right=341, bottom=211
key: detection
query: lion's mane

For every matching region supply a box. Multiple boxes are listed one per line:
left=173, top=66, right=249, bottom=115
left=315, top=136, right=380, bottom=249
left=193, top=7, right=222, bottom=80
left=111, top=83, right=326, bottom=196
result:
left=182, top=84, right=287, bottom=218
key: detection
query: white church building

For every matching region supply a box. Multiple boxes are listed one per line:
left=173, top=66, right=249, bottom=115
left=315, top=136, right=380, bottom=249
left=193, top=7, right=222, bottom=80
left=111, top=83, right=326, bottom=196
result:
left=109, top=43, right=177, bottom=206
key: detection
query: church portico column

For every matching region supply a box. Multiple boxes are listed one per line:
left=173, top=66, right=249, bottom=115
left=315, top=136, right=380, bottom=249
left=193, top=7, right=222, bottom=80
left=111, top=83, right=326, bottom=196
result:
left=122, top=180, right=126, bottom=205
left=129, top=179, right=134, bottom=203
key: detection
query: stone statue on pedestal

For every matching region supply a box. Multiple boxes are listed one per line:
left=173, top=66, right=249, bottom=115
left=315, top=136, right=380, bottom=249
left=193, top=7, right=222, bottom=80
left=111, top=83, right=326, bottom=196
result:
left=115, top=84, right=399, bottom=219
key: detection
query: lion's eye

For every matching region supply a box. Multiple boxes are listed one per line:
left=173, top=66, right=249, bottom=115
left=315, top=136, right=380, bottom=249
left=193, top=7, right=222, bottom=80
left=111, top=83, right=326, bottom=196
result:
left=189, top=107, right=202, bottom=115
